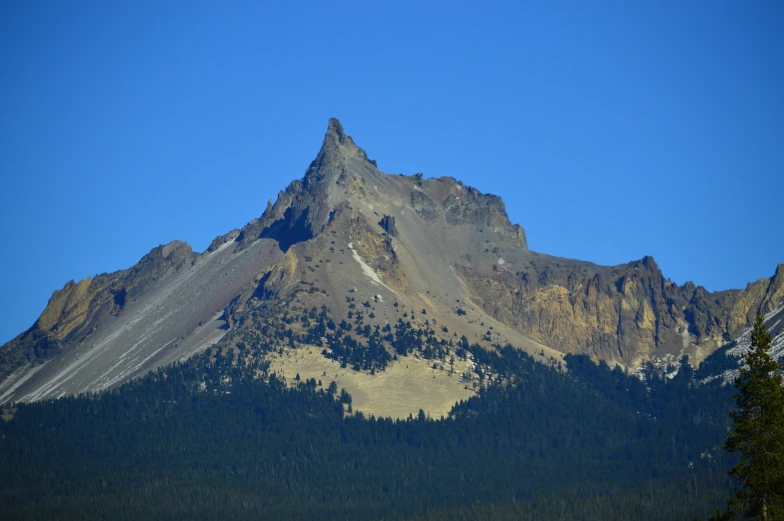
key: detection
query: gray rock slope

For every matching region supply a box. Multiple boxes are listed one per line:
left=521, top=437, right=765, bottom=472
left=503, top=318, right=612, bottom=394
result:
left=0, top=239, right=281, bottom=403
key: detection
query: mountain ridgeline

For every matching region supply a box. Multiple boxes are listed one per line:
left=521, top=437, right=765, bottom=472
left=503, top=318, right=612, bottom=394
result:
left=1, top=118, right=782, bottom=405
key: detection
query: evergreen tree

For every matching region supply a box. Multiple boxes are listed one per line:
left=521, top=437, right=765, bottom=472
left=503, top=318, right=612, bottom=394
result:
left=711, top=315, right=784, bottom=521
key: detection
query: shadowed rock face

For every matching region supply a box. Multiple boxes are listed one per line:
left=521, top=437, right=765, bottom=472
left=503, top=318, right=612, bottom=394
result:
left=378, top=215, right=398, bottom=237
left=1, top=118, right=782, bottom=403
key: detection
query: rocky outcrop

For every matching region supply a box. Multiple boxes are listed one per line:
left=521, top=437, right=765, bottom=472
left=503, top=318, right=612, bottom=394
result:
left=442, top=186, right=526, bottom=247
left=206, top=229, right=240, bottom=253
left=444, top=189, right=504, bottom=227
left=725, top=265, right=784, bottom=336
left=251, top=249, right=301, bottom=303
left=410, top=191, right=439, bottom=221
left=340, top=208, right=408, bottom=292
left=406, top=179, right=527, bottom=248
left=458, top=256, right=784, bottom=366
left=378, top=215, right=398, bottom=237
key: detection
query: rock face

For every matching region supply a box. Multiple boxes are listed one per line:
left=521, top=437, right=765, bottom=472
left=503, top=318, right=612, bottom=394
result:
left=697, top=302, right=784, bottom=386
left=458, top=256, right=784, bottom=367
left=378, top=215, right=398, bottom=237
left=1, top=118, right=782, bottom=403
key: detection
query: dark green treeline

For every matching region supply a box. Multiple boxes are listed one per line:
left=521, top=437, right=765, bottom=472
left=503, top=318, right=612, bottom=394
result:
left=0, top=345, right=737, bottom=520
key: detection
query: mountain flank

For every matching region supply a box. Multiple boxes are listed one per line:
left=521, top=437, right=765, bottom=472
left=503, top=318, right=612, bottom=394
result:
left=1, top=118, right=782, bottom=411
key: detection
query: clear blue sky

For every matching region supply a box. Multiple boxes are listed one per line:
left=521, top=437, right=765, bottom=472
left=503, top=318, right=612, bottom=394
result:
left=1, top=1, right=782, bottom=344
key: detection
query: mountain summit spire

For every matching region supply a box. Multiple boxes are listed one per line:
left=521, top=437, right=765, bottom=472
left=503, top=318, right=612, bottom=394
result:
left=326, top=117, right=348, bottom=144
left=308, top=118, right=373, bottom=176
left=321, top=117, right=357, bottom=154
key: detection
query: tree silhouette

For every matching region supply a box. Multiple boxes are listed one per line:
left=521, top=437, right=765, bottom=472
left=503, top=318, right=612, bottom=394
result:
left=711, top=315, right=784, bottom=521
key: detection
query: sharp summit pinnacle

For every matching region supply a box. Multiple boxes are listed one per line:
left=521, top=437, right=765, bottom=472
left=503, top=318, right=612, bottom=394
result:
left=326, top=117, right=348, bottom=143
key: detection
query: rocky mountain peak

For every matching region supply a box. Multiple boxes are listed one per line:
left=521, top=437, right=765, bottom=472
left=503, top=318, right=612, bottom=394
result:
left=305, top=119, right=378, bottom=184
left=232, top=119, right=383, bottom=252
left=325, top=117, right=351, bottom=147
left=640, top=255, right=658, bottom=269
left=309, top=119, right=358, bottom=170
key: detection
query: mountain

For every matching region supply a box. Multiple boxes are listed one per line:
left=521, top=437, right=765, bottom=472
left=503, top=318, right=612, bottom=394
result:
left=1, top=118, right=782, bottom=407
left=695, top=301, right=784, bottom=384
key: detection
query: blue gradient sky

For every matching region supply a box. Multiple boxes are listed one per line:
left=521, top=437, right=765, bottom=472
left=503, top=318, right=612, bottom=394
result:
left=1, top=2, right=782, bottom=344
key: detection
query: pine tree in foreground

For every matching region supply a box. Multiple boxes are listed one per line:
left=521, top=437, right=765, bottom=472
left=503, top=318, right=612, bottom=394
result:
left=710, top=315, right=784, bottom=521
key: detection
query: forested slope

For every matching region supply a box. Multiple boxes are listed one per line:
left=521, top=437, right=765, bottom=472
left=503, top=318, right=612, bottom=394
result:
left=1, top=340, right=737, bottom=521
